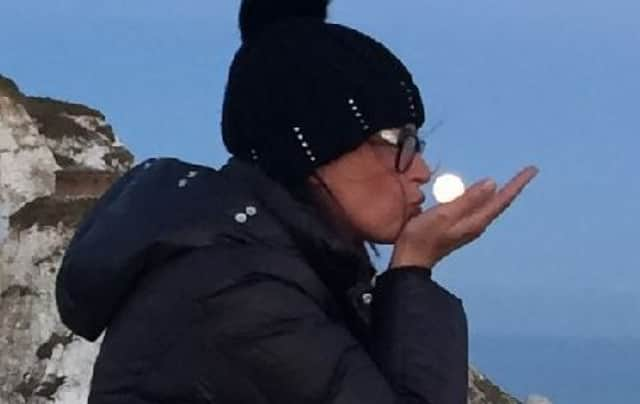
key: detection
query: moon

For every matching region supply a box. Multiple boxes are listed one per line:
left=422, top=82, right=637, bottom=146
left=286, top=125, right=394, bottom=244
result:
left=432, top=173, right=465, bottom=203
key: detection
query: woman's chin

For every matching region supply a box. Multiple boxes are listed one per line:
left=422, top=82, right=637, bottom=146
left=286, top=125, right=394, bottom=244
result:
left=364, top=224, right=406, bottom=245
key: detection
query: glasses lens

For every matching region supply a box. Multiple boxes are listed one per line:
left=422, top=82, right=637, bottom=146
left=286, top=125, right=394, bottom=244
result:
left=398, top=135, right=417, bottom=172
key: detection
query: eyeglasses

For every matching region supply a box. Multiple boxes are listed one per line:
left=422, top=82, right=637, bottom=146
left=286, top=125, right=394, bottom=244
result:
left=368, top=124, right=426, bottom=173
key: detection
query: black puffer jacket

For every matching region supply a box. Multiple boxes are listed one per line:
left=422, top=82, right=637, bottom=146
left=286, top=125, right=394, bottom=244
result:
left=56, top=157, right=468, bottom=404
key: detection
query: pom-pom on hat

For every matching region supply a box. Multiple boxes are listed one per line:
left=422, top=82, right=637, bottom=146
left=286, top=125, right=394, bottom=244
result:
left=222, top=0, right=426, bottom=187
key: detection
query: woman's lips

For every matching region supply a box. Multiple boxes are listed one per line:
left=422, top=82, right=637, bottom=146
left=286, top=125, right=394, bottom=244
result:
left=410, top=204, right=423, bottom=217
left=408, top=195, right=425, bottom=218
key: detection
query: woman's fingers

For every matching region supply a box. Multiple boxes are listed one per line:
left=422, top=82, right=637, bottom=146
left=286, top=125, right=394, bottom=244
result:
left=439, top=178, right=498, bottom=221
left=454, top=166, right=539, bottom=236
left=484, top=166, right=539, bottom=220
left=393, top=166, right=538, bottom=268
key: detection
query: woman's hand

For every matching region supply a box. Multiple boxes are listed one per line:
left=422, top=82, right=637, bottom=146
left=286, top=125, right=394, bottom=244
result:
left=389, top=166, right=539, bottom=270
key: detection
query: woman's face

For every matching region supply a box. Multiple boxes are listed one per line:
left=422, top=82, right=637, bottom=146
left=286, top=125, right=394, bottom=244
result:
left=312, top=128, right=431, bottom=244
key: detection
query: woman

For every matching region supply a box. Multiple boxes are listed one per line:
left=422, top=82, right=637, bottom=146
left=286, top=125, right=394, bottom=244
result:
left=56, top=1, right=538, bottom=403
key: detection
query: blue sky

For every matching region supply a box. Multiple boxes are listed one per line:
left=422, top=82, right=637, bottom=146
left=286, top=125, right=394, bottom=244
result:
left=2, top=0, right=638, bottom=339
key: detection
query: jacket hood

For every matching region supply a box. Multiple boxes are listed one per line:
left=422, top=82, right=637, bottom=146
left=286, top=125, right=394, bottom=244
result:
left=56, top=157, right=374, bottom=341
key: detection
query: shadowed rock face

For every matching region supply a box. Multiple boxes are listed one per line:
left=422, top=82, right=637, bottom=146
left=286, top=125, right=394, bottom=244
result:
left=0, top=75, right=23, bottom=100
left=0, top=73, right=523, bottom=404
left=0, top=74, right=132, bottom=404
left=469, top=366, right=521, bottom=404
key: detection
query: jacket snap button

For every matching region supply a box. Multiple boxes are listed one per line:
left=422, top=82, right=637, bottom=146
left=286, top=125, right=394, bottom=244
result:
left=234, top=213, right=248, bottom=223
left=361, top=293, right=373, bottom=305
left=245, top=206, right=257, bottom=216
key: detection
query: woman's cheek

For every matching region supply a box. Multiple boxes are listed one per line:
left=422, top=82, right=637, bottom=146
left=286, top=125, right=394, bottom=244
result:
left=373, top=199, right=406, bottom=243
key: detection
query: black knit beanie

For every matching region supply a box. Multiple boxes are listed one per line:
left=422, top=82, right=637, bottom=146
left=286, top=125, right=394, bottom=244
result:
left=222, top=0, right=426, bottom=187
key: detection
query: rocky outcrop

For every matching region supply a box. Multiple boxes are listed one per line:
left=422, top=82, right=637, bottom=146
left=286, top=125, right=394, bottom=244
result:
left=469, top=366, right=521, bottom=404
left=0, top=73, right=531, bottom=403
left=0, top=74, right=132, bottom=404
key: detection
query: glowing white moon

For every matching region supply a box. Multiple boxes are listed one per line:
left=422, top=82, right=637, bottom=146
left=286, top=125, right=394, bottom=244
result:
left=433, top=173, right=465, bottom=203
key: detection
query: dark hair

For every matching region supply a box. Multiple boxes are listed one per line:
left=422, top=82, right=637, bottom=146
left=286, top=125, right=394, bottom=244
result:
left=286, top=173, right=382, bottom=260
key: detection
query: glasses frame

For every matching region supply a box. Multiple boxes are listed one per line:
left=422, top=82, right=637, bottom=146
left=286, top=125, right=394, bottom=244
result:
left=370, top=124, right=426, bottom=173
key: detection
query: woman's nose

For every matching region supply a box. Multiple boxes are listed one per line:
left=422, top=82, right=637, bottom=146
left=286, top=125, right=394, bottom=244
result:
left=408, top=155, right=431, bottom=185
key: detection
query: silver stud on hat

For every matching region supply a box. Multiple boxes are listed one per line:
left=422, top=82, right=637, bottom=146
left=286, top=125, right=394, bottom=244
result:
left=347, top=98, right=371, bottom=132
left=293, top=126, right=317, bottom=163
left=400, top=81, right=418, bottom=118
